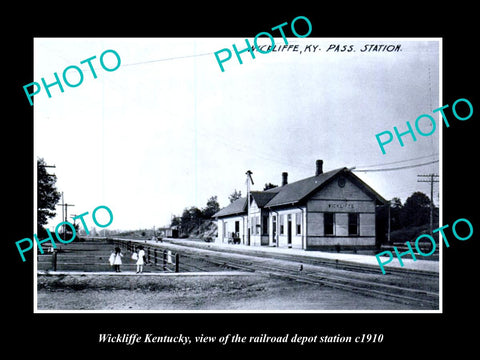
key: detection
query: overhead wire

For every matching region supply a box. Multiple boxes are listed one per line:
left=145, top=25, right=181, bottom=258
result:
left=121, top=52, right=215, bottom=67
left=353, top=159, right=439, bottom=172
left=354, top=153, right=438, bottom=169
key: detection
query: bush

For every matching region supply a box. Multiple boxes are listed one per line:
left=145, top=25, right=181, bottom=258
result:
left=390, top=224, right=437, bottom=244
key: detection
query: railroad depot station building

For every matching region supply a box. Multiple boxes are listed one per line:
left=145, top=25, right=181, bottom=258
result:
left=213, top=160, right=387, bottom=251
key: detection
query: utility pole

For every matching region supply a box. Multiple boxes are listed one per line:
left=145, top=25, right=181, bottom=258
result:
left=245, top=170, right=254, bottom=246
left=56, top=192, right=75, bottom=240
left=417, top=174, right=439, bottom=233
left=387, top=200, right=391, bottom=243
left=70, top=214, right=79, bottom=236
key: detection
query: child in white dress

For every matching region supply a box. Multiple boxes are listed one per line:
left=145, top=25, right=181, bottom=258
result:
left=136, top=246, right=146, bottom=273
left=110, top=247, right=123, bottom=272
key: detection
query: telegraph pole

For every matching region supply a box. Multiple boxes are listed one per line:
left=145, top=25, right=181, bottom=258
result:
left=387, top=200, right=391, bottom=243
left=56, top=192, right=75, bottom=240
left=245, top=170, right=254, bottom=246
left=417, top=174, right=439, bottom=233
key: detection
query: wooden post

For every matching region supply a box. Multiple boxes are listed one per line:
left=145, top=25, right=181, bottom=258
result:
left=175, top=253, right=179, bottom=273
left=52, top=250, right=57, bottom=271
left=163, top=250, right=167, bottom=271
left=154, top=248, right=157, bottom=265
left=147, top=247, right=150, bottom=263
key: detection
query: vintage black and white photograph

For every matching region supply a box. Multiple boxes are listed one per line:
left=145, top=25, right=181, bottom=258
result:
left=33, top=37, right=441, bottom=312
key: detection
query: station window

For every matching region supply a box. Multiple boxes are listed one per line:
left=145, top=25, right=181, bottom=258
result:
left=296, top=212, right=302, bottom=235
left=324, top=213, right=335, bottom=236
left=280, top=214, right=284, bottom=235
left=348, top=213, right=359, bottom=236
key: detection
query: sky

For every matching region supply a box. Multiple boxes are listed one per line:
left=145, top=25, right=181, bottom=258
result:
left=34, top=37, right=440, bottom=232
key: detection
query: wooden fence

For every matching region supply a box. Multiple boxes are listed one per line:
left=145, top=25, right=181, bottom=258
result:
left=111, top=239, right=179, bottom=272
left=38, top=238, right=180, bottom=273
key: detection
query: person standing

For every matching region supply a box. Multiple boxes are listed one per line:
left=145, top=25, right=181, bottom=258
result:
left=112, top=247, right=123, bottom=272
left=109, top=248, right=116, bottom=268
left=136, top=246, right=146, bottom=274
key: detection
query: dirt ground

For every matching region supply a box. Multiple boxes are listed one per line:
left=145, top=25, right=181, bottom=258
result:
left=36, top=272, right=418, bottom=311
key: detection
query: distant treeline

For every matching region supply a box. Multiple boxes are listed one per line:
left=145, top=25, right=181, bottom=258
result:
left=376, top=191, right=439, bottom=243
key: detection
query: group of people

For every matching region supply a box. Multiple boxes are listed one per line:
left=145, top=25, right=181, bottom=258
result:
left=108, top=246, right=146, bottom=273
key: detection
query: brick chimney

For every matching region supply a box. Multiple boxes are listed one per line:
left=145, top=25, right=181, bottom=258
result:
left=315, top=160, right=323, bottom=176
left=282, top=172, right=288, bottom=186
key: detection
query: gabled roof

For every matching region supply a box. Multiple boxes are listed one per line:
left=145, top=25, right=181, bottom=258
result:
left=264, top=168, right=345, bottom=207
left=250, top=191, right=278, bottom=207
left=212, top=167, right=386, bottom=218
left=212, top=197, right=247, bottom=218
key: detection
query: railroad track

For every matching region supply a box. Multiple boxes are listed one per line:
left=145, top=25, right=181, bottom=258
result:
left=252, top=262, right=438, bottom=308
left=171, top=240, right=437, bottom=277
left=109, top=237, right=440, bottom=308
left=180, top=251, right=438, bottom=308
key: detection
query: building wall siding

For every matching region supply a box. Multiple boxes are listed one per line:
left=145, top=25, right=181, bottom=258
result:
left=360, top=213, right=376, bottom=237
left=249, top=198, right=263, bottom=246
left=215, top=171, right=382, bottom=251
left=308, top=199, right=375, bottom=213
left=269, top=208, right=306, bottom=249
left=310, top=176, right=373, bottom=201
left=307, top=236, right=376, bottom=248
left=307, top=212, right=324, bottom=236
left=305, top=176, right=377, bottom=249
left=216, top=215, right=246, bottom=244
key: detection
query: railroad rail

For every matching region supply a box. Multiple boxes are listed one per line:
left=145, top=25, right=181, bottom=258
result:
left=108, top=237, right=439, bottom=309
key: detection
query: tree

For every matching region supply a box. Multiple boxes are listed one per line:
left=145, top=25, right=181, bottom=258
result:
left=401, top=192, right=431, bottom=227
left=172, top=196, right=220, bottom=237
left=228, top=189, right=242, bottom=203
left=263, top=183, right=278, bottom=190
left=180, top=206, right=203, bottom=234
left=203, top=196, right=220, bottom=218
left=37, top=158, right=61, bottom=236
left=171, top=215, right=181, bottom=227
left=389, top=197, right=403, bottom=231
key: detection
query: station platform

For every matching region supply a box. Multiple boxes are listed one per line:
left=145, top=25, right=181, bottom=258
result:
left=128, top=237, right=440, bottom=274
